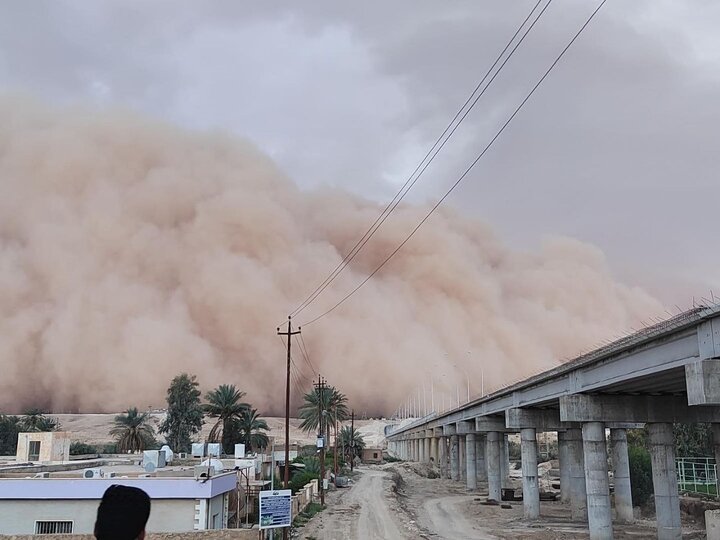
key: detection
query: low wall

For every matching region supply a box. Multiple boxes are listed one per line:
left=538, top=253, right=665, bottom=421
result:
left=1, top=530, right=259, bottom=540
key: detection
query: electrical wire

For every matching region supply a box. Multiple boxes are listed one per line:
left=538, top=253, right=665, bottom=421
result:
left=287, top=0, right=548, bottom=320
left=301, top=0, right=607, bottom=327
left=296, top=334, right=318, bottom=376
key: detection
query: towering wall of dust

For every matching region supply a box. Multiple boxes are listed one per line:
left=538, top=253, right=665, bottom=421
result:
left=0, top=97, right=664, bottom=415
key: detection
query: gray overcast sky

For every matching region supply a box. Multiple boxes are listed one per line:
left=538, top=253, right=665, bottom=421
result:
left=1, top=0, right=718, bottom=303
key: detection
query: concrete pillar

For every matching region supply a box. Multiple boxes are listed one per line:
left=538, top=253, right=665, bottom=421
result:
left=521, top=427, right=540, bottom=519
left=558, top=431, right=571, bottom=503
left=439, top=436, right=447, bottom=478
left=610, top=428, right=633, bottom=523
left=566, top=428, right=587, bottom=521
left=450, top=435, right=459, bottom=481
left=501, top=433, right=510, bottom=488
left=466, top=433, right=477, bottom=491
left=707, top=509, right=720, bottom=540
left=430, top=437, right=438, bottom=464
left=713, top=424, right=720, bottom=478
left=582, top=422, right=612, bottom=540
left=413, top=439, right=419, bottom=461
left=424, top=437, right=431, bottom=463
left=486, top=431, right=502, bottom=501
left=476, top=434, right=487, bottom=481
left=649, top=423, right=682, bottom=540
left=459, top=435, right=466, bottom=481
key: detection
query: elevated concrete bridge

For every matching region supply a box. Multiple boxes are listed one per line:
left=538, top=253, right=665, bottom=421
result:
left=387, top=305, right=720, bottom=539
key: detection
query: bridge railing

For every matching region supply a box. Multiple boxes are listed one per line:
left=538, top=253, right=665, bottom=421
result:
left=676, top=457, right=718, bottom=498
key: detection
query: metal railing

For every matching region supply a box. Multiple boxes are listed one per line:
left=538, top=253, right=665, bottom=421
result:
left=676, top=457, right=718, bottom=498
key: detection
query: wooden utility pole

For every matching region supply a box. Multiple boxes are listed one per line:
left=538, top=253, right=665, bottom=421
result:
left=350, top=409, right=355, bottom=472
left=315, top=375, right=326, bottom=505
left=277, top=317, right=300, bottom=540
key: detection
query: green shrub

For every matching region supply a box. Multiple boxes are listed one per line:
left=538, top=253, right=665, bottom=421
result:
left=628, top=445, right=654, bottom=506
left=70, top=442, right=98, bottom=455
left=289, top=471, right=317, bottom=494
left=508, top=440, right=521, bottom=460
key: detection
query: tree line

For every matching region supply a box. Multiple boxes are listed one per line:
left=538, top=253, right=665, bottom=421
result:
left=112, top=373, right=270, bottom=454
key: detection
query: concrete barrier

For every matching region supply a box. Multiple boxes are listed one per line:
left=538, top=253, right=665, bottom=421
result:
left=707, top=509, right=720, bottom=540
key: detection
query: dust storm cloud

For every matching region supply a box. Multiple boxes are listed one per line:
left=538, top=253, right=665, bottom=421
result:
left=0, top=97, right=663, bottom=415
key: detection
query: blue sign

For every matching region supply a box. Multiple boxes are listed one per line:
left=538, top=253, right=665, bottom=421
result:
left=259, top=489, right=292, bottom=529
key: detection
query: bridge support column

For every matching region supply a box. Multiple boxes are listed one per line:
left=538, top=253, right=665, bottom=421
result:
left=501, top=433, right=510, bottom=488
left=582, top=422, right=612, bottom=540
left=558, top=430, right=571, bottom=503
left=476, top=433, right=487, bottom=482
left=486, top=431, right=502, bottom=501
left=424, top=436, right=431, bottom=463
left=459, top=435, right=466, bottom=481
left=566, top=428, right=587, bottom=521
left=521, top=427, right=540, bottom=519
left=414, top=439, right=420, bottom=461
left=466, top=433, right=477, bottom=491
left=439, top=436, right=448, bottom=478
left=649, top=423, right=681, bottom=540
left=430, top=436, right=438, bottom=464
left=610, top=428, right=634, bottom=523
left=450, top=435, right=459, bottom=481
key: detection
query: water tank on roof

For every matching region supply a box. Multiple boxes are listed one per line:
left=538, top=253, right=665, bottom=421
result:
left=160, top=445, right=174, bottom=464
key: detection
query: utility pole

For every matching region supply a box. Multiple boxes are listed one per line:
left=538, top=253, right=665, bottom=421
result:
left=277, top=317, right=300, bottom=540
left=350, top=409, right=355, bottom=472
left=334, top=417, right=339, bottom=484
left=315, top=375, right=326, bottom=506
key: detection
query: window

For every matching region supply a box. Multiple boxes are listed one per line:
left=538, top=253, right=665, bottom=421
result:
left=35, top=521, right=73, bottom=534
left=28, top=440, right=41, bottom=461
left=373, top=452, right=378, bottom=459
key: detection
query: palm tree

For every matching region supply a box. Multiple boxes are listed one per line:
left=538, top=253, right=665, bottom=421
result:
left=298, top=386, right=350, bottom=448
left=110, top=408, right=156, bottom=453
left=339, top=425, right=365, bottom=462
left=235, top=408, right=270, bottom=453
left=203, top=384, right=249, bottom=454
left=20, top=409, right=59, bottom=432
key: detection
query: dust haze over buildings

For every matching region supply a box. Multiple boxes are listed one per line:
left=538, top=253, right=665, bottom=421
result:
left=0, top=98, right=664, bottom=415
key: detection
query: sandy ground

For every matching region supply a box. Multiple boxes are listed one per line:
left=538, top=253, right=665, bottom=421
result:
left=296, top=462, right=707, bottom=540
left=52, top=413, right=389, bottom=448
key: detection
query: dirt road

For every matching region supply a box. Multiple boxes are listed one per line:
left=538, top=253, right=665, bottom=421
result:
left=299, top=463, right=682, bottom=540
left=298, top=467, right=415, bottom=539
left=421, top=495, right=498, bottom=539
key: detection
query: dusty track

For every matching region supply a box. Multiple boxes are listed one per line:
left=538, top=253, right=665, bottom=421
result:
left=298, top=462, right=699, bottom=540
left=298, top=467, right=415, bottom=539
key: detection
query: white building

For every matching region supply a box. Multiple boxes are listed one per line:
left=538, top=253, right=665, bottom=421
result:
left=0, top=473, right=237, bottom=534
left=16, top=432, right=71, bottom=463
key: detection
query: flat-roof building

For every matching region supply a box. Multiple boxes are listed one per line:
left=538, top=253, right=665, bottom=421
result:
left=0, top=473, right=237, bottom=535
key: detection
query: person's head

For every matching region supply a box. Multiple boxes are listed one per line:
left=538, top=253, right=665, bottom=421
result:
left=94, top=485, right=151, bottom=540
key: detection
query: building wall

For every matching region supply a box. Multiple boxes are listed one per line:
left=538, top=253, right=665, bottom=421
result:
left=206, top=493, right=227, bottom=529
left=0, top=499, right=196, bottom=534
left=361, top=448, right=383, bottom=463
left=15, top=432, right=71, bottom=463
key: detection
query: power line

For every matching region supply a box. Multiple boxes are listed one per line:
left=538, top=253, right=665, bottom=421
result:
left=301, top=0, right=607, bottom=327
left=288, top=0, right=548, bottom=320
left=296, top=334, right=318, bottom=376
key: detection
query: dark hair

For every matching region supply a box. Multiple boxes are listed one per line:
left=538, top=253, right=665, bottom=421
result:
left=94, top=485, right=151, bottom=540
